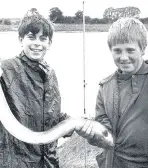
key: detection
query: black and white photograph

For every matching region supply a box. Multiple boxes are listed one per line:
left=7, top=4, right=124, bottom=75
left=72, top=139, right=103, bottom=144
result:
left=0, top=0, right=148, bottom=167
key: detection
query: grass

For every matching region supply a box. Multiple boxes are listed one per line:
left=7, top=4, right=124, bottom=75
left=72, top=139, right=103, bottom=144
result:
left=57, top=132, right=103, bottom=168
left=1, top=23, right=148, bottom=32
left=0, top=24, right=111, bottom=32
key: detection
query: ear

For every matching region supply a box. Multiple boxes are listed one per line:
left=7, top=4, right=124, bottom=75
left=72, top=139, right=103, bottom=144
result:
left=142, top=50, right=145, bottom=56
left=47, top=40, right=52, bottom=50
left=18, top=36, right=23, bottom=44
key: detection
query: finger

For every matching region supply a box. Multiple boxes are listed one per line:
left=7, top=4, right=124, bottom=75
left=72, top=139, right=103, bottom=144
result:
left=80, top=119, right=92, bottom=133
left=75, top=119, right=91, bottom=136
left=74, top=118, right=86, bottom=131
left=88, top=124, right=96, bottom=139
left=84, top=121, right=95, bottom=139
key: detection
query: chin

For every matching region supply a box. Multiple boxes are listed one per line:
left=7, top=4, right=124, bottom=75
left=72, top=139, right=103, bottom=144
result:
left=120, top=67, right=133, bottom=73
left=30, top=55, right=43, bottom=61
left=122, top=69, right=134, bottom=74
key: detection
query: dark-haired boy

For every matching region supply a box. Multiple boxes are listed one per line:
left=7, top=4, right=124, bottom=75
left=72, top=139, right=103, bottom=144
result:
left=0, top=9, right=67, bottom=168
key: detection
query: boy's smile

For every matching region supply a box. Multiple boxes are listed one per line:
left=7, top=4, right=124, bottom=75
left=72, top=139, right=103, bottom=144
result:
left=19, top=29, right=50, bottom=61
left=111, top=43, right=144, bottom=75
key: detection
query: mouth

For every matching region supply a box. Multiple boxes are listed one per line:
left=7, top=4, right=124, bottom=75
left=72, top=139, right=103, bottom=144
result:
left=30, top=48, right=42, bottom=52
left=120, top=62, right=131, bottom=65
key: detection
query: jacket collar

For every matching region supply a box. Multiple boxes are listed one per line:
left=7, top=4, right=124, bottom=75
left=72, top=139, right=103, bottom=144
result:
left=136, top=60, right=148, bottom=75
left=18, top=51, right=50, bottom=73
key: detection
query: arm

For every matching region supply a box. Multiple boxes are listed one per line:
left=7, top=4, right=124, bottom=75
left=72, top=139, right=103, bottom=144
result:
left=45, top=69, right=66, bottom=126
left=0, top=64, right=74, bottom=144
left=88, top=86, right=113, bottom=148
left=75, top=86, right=113, bottom=148
left=45, top=69, right=73, bottom=137
left=0, top=76, right=112, bottom=145
left=95, top=86, right=112, bottom=131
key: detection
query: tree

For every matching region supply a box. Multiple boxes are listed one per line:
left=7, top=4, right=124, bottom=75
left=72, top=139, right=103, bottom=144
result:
left=91, top=18, right=100, bottom=24
left=103, top=6, right=141, bottom=22
left=85, top=16, right=91, bottom=24
left=75, top=10, right=83, bottom=19
left=49, top=7, right=64, bottom=23
left=3, top=19, right=11, bottom=25
left=64, top=16, right=75, bottom=24
left=0, top=19, right=3, bottom=24
left=75, top=10, right=83, bottom=24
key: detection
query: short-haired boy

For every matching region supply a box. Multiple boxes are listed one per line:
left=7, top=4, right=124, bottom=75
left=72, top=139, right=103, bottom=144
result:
left=76, top=17, right=148, bottom=168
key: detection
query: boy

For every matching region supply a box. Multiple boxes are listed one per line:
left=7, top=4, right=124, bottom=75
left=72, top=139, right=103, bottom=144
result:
left=77, top=18, right=148, bottom=168
left=0, top=9, right=67, bottom=168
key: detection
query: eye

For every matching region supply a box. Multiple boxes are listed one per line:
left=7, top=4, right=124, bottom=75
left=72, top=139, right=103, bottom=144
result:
left=113, top=49, right=121, bottom=54
left=40, top=36, right=48, bottom=41
left=27, top=34, right=35, bottom=40
left=126, top=48, right=135, bottom=54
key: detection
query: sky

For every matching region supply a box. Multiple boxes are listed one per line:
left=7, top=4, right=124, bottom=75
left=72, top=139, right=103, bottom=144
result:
left=1, top=0, right=148, bottom=18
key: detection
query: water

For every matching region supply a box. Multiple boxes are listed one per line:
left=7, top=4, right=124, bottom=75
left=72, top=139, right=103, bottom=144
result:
left=0, top=31, right=117, bottom=117
left=3, top=31, right=148, bottom=117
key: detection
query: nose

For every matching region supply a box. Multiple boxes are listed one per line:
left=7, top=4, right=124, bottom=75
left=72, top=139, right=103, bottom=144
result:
left=120, top=52, right=129, bottom=61
left=32, top=38, right=42, bottom=46
left=33, top=43, right=41, bottom=47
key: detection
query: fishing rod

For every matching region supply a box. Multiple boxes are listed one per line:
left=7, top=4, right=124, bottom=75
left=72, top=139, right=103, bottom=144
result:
left=83, top=1, right=86, bottom=115
left=82, top=1, right=87, bottom=168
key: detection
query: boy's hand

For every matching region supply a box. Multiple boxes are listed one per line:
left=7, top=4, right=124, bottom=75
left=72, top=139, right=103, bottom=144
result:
left=75, top=119, right=114, bottom=148
left=75, top=119, right=95, bottom=139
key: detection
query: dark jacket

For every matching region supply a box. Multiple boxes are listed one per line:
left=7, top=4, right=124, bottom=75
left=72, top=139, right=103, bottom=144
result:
left=0, top=52, right=67, bottom=168
left=89, top=62, right=148, bottom=168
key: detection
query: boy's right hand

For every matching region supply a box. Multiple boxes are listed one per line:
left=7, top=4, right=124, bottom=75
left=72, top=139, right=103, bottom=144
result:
left=75, top=119, right=114, bottom=148
left=75, top=119, right=95, bottom=139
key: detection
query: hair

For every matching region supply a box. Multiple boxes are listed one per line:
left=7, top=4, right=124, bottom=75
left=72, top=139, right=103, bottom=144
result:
left=18, top=8, right=54, bottom=41
left=107, top=17, right=148, bottom=52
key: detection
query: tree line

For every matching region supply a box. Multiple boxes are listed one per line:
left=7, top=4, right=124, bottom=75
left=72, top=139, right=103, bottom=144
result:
left=1, top=6, right=148, bottom=25
left=49, top=6, right=148, bottom=24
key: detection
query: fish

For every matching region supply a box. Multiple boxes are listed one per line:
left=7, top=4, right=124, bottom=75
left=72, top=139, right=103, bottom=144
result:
left=74, top=118, right=114, bottom=148
left=0, top=64, right=114, bottom=147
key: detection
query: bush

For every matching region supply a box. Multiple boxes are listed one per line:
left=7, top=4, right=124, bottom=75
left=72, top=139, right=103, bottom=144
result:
left=0, top=19, right=3, bottom=24
left=3, top=19, right=11, bottom=25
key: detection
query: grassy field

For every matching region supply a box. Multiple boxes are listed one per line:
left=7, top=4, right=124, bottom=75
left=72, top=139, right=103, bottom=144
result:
left=1, top=23, right=148, bottom=32
left=0, top=24, right=111, bottom=32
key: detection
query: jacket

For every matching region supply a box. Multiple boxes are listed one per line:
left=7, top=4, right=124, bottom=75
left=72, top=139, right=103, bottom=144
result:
left=90, top=61, right=148, bottom=168
left=0, top=52, right=67, bottom=168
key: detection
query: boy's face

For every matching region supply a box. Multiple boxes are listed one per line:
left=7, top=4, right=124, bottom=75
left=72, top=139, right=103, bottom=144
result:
left=111, top=42, right=144, bottom=74
left=19, top=29, right=50, bottom=61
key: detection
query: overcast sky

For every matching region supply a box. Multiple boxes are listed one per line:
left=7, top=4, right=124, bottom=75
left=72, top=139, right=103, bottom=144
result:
left=1, top=0, right=148, bottom=18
